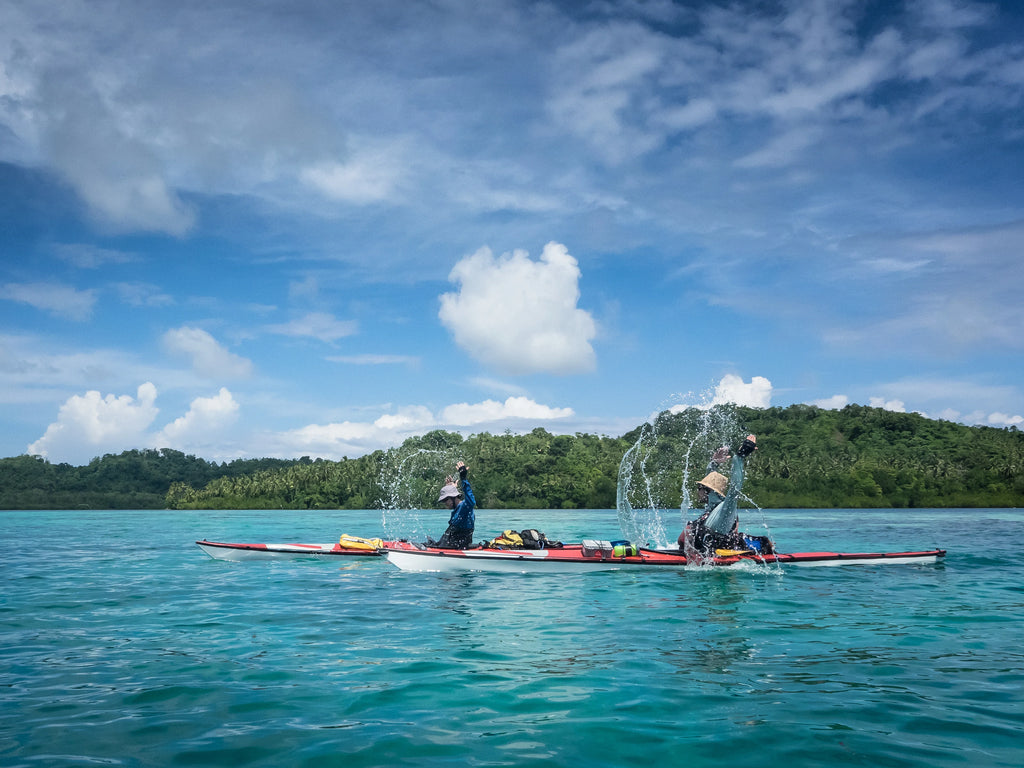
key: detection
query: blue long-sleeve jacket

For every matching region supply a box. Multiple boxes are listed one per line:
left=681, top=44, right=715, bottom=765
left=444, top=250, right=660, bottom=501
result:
left=703, top=454, right=747, bottom=535
left=448, top=479, right=476, bottom=530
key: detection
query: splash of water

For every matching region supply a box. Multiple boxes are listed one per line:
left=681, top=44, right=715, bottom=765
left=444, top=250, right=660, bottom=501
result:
left=378, top=447, right=461, bottom=542
left=615, top=431, right=644, bottom=543
left=616, top=393, right=765, bottom=549
left=616, top=422, right=669, bottom=546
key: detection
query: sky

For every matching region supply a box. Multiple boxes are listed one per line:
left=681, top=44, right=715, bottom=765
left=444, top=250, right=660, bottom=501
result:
left=2, top=0, right=1023, bottom=466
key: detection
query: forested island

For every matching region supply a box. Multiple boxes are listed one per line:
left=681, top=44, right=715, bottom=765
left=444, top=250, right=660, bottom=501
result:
left=1, top=404, right=1021, bottom=510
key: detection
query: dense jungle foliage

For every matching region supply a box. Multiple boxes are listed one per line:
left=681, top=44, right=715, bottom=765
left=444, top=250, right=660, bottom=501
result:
left=1, top=404, right=1021, bottom=510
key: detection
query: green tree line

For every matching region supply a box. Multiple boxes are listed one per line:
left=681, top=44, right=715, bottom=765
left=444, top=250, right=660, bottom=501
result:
left=0, top=449, right=311, bottom=509
left=1, top=404, right=1021, bottom=510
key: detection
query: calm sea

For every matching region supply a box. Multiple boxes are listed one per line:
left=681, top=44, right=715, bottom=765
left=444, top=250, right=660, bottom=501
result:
left=2, top=508, right=1022, bottom=768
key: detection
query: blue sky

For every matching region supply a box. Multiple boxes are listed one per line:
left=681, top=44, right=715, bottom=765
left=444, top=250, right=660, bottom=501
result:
left=2, top=0, right=1023, bottom=465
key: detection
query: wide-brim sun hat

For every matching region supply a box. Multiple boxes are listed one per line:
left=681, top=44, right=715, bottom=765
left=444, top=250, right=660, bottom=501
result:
left=697, top=471, right=728, bottom=497
left=437, top=483, right=461, bottom=503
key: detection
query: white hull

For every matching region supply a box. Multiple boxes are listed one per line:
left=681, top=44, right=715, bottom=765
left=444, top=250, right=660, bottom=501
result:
left=384, top=547, right=946, bottom=573
left=196, top=540, right=380, bottom=561
left=777, top=553, right=944, bottom=567
left=385, top=548, right=624, bottom=573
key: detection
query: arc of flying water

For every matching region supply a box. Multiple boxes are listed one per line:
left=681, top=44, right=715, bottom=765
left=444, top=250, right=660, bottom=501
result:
left=379, top=447, right=449, bottom=542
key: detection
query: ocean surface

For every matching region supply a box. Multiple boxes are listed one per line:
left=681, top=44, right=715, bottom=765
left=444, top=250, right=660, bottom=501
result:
left=2, top=507, right=1022, bottom=768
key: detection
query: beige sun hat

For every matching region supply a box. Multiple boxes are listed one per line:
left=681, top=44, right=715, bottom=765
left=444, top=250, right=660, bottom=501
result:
left=697, top=471, right=728, bottom=497
left=437, top=482, right=461, bottom=503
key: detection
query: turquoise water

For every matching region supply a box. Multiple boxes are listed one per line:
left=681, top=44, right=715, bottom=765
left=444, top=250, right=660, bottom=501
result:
left=2, top=508, right=1022, bottom=767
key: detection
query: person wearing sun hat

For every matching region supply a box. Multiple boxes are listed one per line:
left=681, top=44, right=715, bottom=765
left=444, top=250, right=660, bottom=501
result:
left=678, top=436, right=760, bottom=557
left=435, top=460, right=476, bottom=549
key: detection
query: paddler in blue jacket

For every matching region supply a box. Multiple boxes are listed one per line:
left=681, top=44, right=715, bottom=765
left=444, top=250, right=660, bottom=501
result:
left=678, top=436, right=763, bottom=557
left=436, top=461, right=475, bottom=549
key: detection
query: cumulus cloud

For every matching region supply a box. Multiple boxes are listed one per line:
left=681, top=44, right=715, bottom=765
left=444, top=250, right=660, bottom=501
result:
left=666, top=375, right=773, bottom=417
left=986, top=412, right=1023, bottom=428
left=156, top=388, right=240, bottom=447
left=812, top=394, right=850, bottom=409
left=162, top=327, right=253, bottom=379
left=870, top=396, right=907, bottom=412
left=0, top=282, right=96, bottom=321
left=27, top=382, right=159, bottom=464
left=275, top=396, right=574, bottom=459
left=441, top=396, right=574, bottom=426
left=711, top=374, right=773, bottom=408
left=439, top=242, right=597, bottom=375
left=372, top=406, right=437, bottom=432
left=266, top=313, right=358, bottom=344
left=26, top=383, right=246, bottom=463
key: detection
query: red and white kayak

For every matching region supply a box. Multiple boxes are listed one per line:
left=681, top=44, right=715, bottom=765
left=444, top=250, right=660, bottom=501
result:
left=382, top=543, right=946, bottom=573
left=197, top=537, right=945, bottom=570
left=196, top=536, right=396, bottom=561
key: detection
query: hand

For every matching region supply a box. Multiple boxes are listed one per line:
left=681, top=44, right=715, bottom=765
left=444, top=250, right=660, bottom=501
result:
left=711, top=447, right=731, bottom=463
left=456, top=461, right=468, bottom=479
left=737, top=436, right=757, bottom=457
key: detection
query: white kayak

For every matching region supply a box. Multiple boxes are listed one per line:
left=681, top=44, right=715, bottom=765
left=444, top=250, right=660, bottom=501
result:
left=196, top=538, right=388, bottom=561
left=382, top=543, right=947, bottom=573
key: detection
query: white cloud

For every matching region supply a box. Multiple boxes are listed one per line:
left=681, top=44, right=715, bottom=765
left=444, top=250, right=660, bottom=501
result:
left=301, top=140, right=405, bottom=204
left=666, top=375, right=774, bottom=415
left=35, top=69, right=197, bottom=234
left=27, top=382, right=159, bottom=464
left=439, top=242, right=597, bottom=375
left=266, top=312, right=358, bottom=343
left=157, top=388, right=240, bottom=447
left=870, top=396, right=906, bottom=412
left=812, top=394, right=849, bottom=409
left=711, top=374, right=773, bottom=408
left=935, top=408, right=1022, bottom=428
left=547, top=24, right=668, bottom=163
left=53, top=243, right=135, bottom=269
left=372, top=406, right=436, bottom=432
left=162, top=327, right=253, bottom=379
left=273, top=396, right=574, bottom=460
left=0, top=282, right=96, bottom=321
left=441, top=396, right=574, bottom=426
left=115, top=282, right=175, bottom=307
left=986, top=412, right=1023, bottom=428
left=25, top=383, right=247, bottom=463
left=471, top=377, right=528, bottom=397
left=734, top=126, right=821, bottom=169
left=278, top=421, right=379, bottom=456
left=0, top=332, right=186, bottom=405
